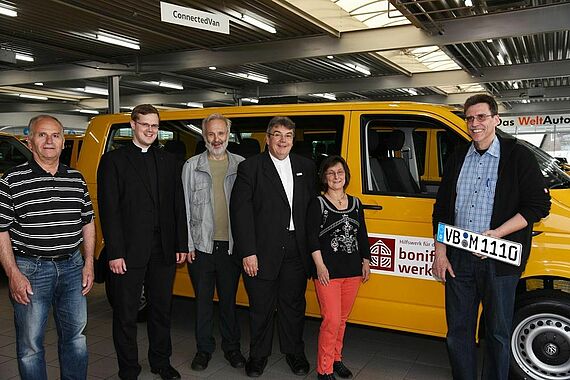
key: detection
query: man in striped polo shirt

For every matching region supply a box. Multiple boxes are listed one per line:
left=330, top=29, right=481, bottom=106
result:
left=0, top=115, right=95, bottom=380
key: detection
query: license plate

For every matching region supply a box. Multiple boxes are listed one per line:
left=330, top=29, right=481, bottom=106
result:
left=436, top=223, right=522, bottom=266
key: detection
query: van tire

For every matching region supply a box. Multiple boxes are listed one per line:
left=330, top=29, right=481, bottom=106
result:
left=510, top=290, right=570, bottom=380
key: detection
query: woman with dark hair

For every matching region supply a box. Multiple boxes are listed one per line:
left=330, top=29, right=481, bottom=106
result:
left=307, top=155, right=371, bottom=380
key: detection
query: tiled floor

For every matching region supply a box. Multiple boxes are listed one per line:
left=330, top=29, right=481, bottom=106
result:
left=0, top=277, right=453, bottom=379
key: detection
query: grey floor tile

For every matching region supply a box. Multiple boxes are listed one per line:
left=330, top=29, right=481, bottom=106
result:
left=405, top=362, right=452, bottom=379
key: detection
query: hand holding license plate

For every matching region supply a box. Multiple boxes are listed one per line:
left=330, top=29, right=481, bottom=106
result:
left=436, top=223, right=522, bottom=266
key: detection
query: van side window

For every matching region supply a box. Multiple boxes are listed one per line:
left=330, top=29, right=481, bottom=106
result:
left=436, top=131, right=463, bottom=176
left=106, top=115, right=345, bottom=169
left=0, top=137, right=30, bottom=173
left=361, top=114, right=464, bottom=197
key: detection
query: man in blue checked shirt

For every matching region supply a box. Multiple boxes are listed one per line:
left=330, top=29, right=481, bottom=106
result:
left=432, top=94, right=550, bottom=380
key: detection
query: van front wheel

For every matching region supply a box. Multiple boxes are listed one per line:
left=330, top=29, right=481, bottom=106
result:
left=510, top=290, right=570, bottom=380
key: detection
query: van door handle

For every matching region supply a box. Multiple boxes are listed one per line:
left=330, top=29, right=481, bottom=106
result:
left=362, top=204, right=383, bottom=210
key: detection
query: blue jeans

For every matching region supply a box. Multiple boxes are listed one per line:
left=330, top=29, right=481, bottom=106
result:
left=12, top=250, right=88, bottom=380
left=445, top=249, right=519, bottom=380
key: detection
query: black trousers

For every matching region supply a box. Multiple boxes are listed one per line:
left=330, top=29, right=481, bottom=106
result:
left=109, top=234, right=176, bottom=379
left=244, top=232, right=308, bottom=359
left=188, top=241, right=242, bottom=354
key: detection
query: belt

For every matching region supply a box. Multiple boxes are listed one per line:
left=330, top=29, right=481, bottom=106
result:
left=17, top=253, right=73, bottom=262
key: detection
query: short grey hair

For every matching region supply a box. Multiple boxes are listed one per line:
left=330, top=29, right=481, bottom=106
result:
left=28, top=115, right=64, bottom=136
left=201, top=113, right=231, bottom=138
left=266, top=116, right=295, bottom=134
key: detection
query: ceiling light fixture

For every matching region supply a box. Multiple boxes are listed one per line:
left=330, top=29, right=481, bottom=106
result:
left=327, top=55, right=334, bottom=59
left=242, top=98, right=259, bottom=104
left=15, top=53, right=34, bottom=62
left=186, top=102, right=204, bottom=108
left=496, top=54, right=505, bottom=65
left=96, top=31, right=140, bottom=50
left=83, top=86, right=109, bottom=96
left=464, top=0, right=473, bottom=7
left=0, top=4, right=17, bottom=17
left=240, top=14, right=276, bottom=34
left=310, top=93, right=336, bottom=101
left=77, top=109, right=100, bottom=115
left=149, top=81, right=184, bottom=90
left=404, top=88, right=418, bottom=96
left=234, top=73, right=268, bottom=83
left=34, top=82, right=44, bottom=86
left=19, top=94, right=48, bottom=100
left=209, top=66, right=217, bottom=70
left=348, top=64, right=371, bottom=76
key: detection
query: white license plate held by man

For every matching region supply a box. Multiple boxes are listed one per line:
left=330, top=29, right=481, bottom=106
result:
left=436, top=223, right=522, bottom=266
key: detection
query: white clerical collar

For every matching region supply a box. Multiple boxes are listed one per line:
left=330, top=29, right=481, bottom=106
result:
left=132, top=140, right=150, bottom=153
left=269, top=152, right=290, bottom=167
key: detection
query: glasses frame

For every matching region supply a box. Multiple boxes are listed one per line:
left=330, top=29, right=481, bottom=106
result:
left=465, top=114, right=495, bottom=123
left=267, top=131, right=294, bottom=140
left=134, top=120, right=160, bottom=130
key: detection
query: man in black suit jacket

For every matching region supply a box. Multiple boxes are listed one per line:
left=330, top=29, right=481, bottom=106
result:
left=97, top=104, right=188, bottom=380
left=231, top=116, right=316, bottom=377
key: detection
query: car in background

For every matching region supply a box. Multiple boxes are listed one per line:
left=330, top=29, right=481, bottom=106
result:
left=0, top=133, right=32, bottom=175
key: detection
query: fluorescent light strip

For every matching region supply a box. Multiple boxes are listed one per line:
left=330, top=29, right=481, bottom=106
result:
left=240, top=14, right=276, bottom=34
left=34, top=82, right=44, bottom=86
left=0, top=4, right=17, bottom=17
left=77, top=109, right=99, bottom=114
left=234, top=73, right=268, bottom=83
left=97, top=32, right=140, bottom=50
left=209, top=66, right=217, bottom=70
left=186, top=102, right=204, bottom=108
left=19, top=94, right=48, bottom=100
left=84, top=86, right=108, bottom=95
left=149, top=81, right=184, bottom=90
left=310, top=93, right=336, bottom=101
left=353, top=65, right=371, bottom=76
left=15, top=53, right=34, bottom=62
left=242, top=98, right=259, bottom=104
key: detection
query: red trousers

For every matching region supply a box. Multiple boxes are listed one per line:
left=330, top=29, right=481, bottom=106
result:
left=314, top=276, right=361, bottom=374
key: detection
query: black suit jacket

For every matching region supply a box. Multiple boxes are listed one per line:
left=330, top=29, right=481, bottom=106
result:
left=97, top=143, right=188, bottom=268
left=230, top=151, right=317, bottom=280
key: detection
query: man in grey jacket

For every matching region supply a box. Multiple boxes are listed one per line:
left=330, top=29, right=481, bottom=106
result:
left=182, top=113, right=245, bottom=371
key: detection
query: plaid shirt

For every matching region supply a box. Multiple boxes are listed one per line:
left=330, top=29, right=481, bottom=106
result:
left=455, top=137, right=500, bottom=234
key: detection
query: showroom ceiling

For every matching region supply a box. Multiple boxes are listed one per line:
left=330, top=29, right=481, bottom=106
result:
left=0, top=0, right=568, bottom=115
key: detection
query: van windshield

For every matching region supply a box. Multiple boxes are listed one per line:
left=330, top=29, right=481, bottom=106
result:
left=497, top=130, right=570, bottom=190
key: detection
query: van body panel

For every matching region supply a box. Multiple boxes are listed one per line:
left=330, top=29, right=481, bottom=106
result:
left=76, top=102, right=569, bottom=346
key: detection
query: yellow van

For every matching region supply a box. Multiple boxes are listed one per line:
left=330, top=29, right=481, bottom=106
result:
left=0, top=132, right=32, bottom=175
left=60, top=134, right=84, bottom=168
left=77, top=102, right=570, bottom=380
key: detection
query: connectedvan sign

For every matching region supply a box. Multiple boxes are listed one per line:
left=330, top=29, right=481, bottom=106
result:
left=160, top=2, right=230, bottom=34
left=500, top=114, right=570, bottom=128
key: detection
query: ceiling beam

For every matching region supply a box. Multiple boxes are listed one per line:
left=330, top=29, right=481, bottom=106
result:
left=0, top=103, right=79, bottom=112
left=0, top=3, right=568, bottom=86
left=495, top=86, right=570, bottom=102
left=240, top=61, right=570, bottom=97
left=78, top=89, right=236, bottom=108
left=506, top=101, right=570, bottom=113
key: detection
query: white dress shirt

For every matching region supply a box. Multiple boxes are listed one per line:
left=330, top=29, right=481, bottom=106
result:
left=269, top=153, right=295, bottom=231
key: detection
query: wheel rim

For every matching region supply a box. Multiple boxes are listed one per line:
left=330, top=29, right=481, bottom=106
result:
left=512, top=312, right=570, bottom=379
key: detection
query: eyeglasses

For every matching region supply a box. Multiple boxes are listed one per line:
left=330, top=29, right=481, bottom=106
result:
left=325, top=170, right=345, bottom=177
left=267, top=131, right=294, bottom=140
left=135, top=121, right=160, bottom=130
left=465, top=114, right=495, bottom=123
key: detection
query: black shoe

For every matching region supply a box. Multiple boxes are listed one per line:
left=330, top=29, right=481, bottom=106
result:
left=225, top=349, right=246, bottom=368
left=191, top=351, right=211, bottom=371
left=285, top=353, right=309, bottom=376
left=245, top=357, right=268, bottom=377
left=317, top=373, right=336, bottom=380
left=150, top=365, right=181, bottom=380
left=333, top=361, right=353, bottom=379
